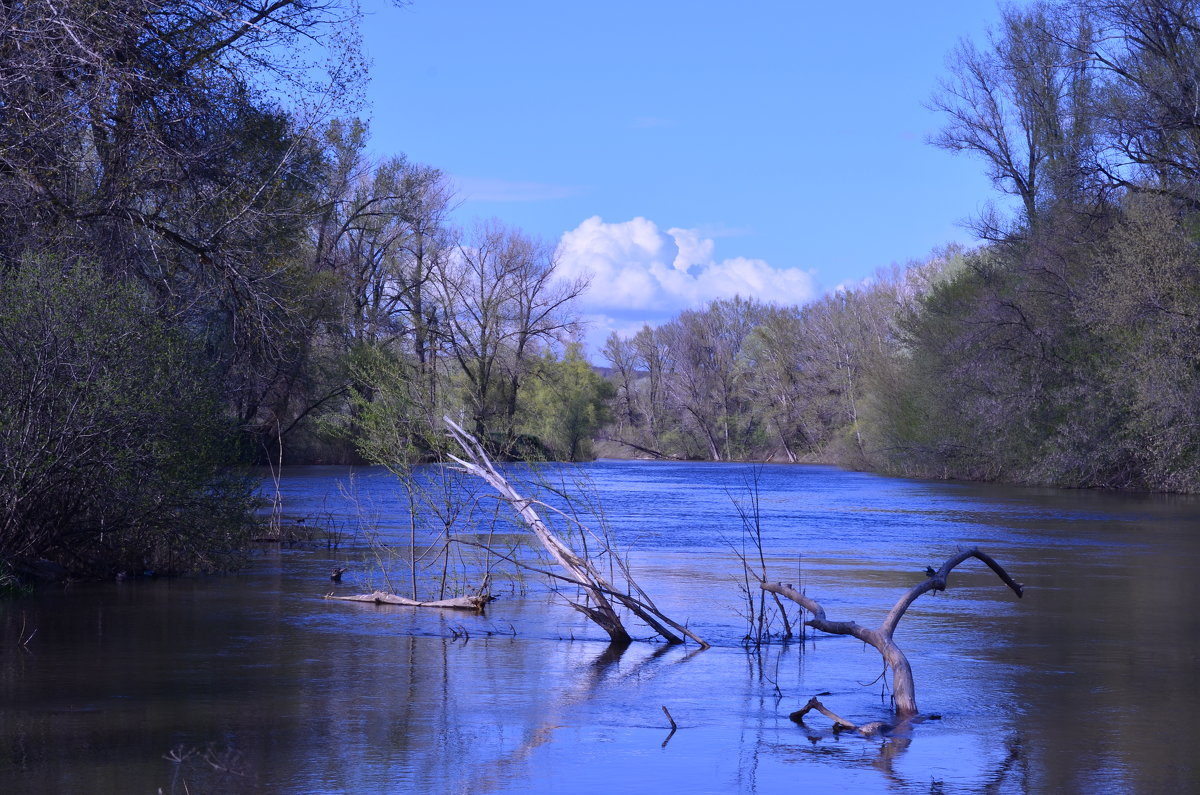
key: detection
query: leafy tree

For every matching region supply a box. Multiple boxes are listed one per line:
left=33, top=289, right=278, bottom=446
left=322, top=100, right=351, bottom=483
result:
left=520, top=344, right=614, bottom=461
left=1083, top=193, right=1200, bottom=490
left=334, top=343, right=430, bottom=469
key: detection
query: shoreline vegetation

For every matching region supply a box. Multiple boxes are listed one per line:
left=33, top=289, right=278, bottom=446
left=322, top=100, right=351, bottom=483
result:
left=4, top=0, right=1200, bottom=582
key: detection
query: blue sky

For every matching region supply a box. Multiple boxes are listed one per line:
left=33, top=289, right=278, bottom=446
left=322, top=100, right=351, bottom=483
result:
left=357, top=0, right=1006, bottom=350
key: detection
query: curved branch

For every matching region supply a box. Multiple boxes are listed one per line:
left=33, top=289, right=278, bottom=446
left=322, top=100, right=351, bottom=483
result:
left=762, top=547, right=1023, bottom=717
left=880, top=547, right=1023, bottom=637
left=758, top=581, right=876, bottom=643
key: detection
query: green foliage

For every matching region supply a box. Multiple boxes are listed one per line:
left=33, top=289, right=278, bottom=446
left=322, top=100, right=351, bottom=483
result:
left=331, top=342, right=445, bottom=471
left=600, top=291, right=908, bottom=464
left=851, top=0, right=1200, bottom=492
left=0, top=259, right=257, bottom=578
left=858, top=198, right=1200, bottom=492
left=519, top=344, right=614, bottom=461
left=1080, top=194, right=1200, bottom=491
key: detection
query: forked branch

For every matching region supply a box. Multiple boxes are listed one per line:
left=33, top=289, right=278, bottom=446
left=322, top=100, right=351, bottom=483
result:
left=762, top=547, right=1022, bottom=717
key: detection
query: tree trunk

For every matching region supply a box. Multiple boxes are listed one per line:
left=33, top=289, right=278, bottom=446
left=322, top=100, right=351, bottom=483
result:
left=445, top=417, right=708, bottom=648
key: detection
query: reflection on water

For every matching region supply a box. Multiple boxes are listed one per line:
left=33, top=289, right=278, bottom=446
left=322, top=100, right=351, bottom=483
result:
left=2, top=461, right=1199, bottom=792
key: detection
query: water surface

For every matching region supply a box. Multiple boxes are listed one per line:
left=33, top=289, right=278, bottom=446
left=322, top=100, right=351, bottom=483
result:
left=2, top=461, right=1197, bottom=792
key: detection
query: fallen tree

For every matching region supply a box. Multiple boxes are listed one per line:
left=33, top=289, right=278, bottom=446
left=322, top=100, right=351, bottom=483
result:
left=445, top=417, right=708, bottom=648
left=762, top=547, right=1023, bottom=720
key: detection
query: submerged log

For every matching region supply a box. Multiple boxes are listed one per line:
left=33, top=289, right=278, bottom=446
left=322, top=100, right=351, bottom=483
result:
left=763, top=547, right=1023, bottom=718
left=790, top=696, right=893, bottom=736
left=325, top=591, right=490, bottom=611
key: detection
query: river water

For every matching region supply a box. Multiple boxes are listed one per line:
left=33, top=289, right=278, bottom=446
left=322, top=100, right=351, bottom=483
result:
left=2, top=460, right=1198, bottom=793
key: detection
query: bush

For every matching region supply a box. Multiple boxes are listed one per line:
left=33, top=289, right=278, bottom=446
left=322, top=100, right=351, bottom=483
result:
left=0, top=259, right=257, bottom=579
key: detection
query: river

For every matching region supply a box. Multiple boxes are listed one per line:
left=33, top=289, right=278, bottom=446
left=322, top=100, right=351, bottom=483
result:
left=2, top=460, right=1198, bottom=793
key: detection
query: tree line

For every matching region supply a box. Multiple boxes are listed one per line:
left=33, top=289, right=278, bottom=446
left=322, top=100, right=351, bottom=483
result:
left=600, top=0, right=1200, bottom=493
left=598, top=269, right=932, bottom=465
left=5, top=0, right=1199, bottom=581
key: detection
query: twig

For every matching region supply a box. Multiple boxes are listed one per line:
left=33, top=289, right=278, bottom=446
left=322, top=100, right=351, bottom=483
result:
left=661, top=705, right=678, bottom=748
left=18, top=613, right=37, bottom=648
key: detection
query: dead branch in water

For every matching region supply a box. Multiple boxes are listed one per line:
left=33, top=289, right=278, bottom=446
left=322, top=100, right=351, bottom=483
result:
left=445, top=416, right=708, bottom=648
left=324, top=590, right=491, bottom=611
left=763, top=547, right=1023, bottom=718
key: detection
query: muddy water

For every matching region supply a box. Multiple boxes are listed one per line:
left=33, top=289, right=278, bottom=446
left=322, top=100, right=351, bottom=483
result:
left=2, top=461, right=1198, bottom=793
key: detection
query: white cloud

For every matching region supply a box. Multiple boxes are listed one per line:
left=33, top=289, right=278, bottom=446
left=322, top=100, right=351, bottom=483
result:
left=666, top=226, right=714, bottom=273
left=555, top=217, right=667, bottom=310
left=557, top=215, right=816, bottom=317
left=556, top=216, right=818, bottom=357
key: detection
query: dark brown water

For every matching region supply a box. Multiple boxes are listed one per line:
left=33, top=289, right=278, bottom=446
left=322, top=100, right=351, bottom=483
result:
left=2, top=461, right=1198, bottom=793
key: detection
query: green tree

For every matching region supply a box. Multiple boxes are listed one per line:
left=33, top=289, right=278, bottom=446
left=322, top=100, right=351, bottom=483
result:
left=1083, top=193, right=1200, bottom=490
left=521, top=345, right=615, bottom=462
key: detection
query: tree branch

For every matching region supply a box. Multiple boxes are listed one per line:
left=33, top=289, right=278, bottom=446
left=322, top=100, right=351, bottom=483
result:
left=445, top=416, right=707, bottom=648
left=881, top=546, right=1023, bottom=636
left=762, top=547, right=1023, bottom=717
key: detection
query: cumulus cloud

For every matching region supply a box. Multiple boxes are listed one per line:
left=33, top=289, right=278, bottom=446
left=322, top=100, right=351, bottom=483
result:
left=556, top=215, right=817, bottom=326
left=555, top=216, right=818, bottom=357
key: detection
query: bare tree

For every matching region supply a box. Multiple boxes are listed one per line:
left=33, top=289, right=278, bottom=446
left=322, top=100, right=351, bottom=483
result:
left=632, top=324, right=674, bottom=442
left=601, top=332, right=643, bottom=434
left=743, top=306, right=810, bottom=462
left=0, top=0, right=360, bottom=281
left=312, top=120, right=454, bottom=352
left=437, top=221, right=586, bottom=445
left=929, top=1, right=1098, bottom=230
left=1087, top=0, right=1200, bottom=203
left=656, top=298, right=766, bottom=461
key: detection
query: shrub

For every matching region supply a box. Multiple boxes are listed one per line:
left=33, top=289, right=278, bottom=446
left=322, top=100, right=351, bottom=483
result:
left=0, top=259, right=257, bottom=579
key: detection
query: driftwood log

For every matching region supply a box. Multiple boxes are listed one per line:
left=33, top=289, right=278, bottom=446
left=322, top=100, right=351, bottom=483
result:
left=324, top=591, right=491, bottom=610
left=790, top=696, right=893, bottom=736
left=763, top=547, right=1023, bottom=718
left=445, top=417, right=708, bottom=648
